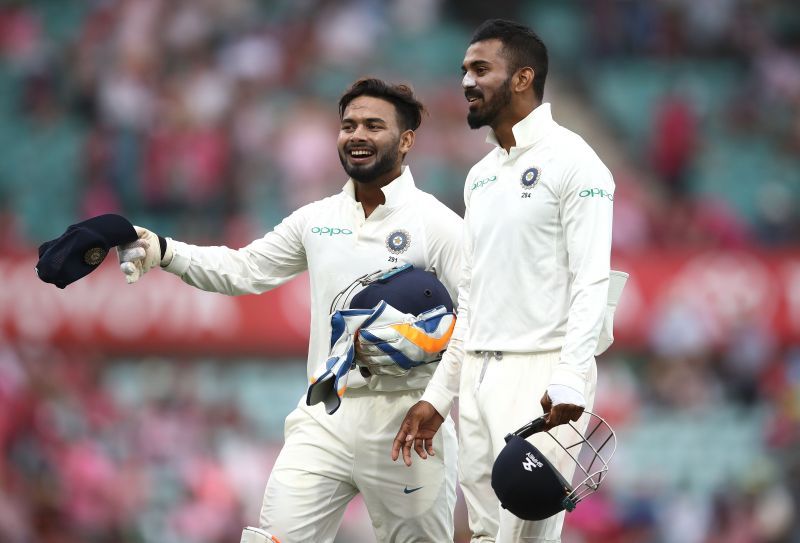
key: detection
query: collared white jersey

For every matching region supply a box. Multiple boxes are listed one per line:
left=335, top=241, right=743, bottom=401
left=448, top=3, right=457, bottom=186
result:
left=422, top=103, right=613, bottom=415
left=163, top=166, right=463, bottom=391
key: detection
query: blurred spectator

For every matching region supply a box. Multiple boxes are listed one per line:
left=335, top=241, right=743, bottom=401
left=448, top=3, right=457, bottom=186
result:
left=753, top=182, right=799, bottom=246
left=649, top=89, right=698, bottom=199
left=0, top=194, right=26, bottom=254
left=0, top=4, right=46, bottom=68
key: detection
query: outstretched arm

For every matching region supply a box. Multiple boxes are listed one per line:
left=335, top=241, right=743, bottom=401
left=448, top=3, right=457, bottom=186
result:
left=117, top=208, right=310, bottom=295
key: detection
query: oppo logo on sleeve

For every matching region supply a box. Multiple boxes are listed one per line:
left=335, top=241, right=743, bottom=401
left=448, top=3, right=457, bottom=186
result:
left=578, top=188, right=614, bottom=201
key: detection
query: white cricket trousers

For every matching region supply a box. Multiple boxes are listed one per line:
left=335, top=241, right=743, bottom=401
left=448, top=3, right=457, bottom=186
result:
left=458, top=350, right=597, bottom=543
left=260, top=387, right=458, bottom=542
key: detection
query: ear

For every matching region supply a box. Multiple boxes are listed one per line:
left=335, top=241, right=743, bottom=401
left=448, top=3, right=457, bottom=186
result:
left=399, top=129, right=415, bottom=155
left=514, top=67, right=535, bottom=94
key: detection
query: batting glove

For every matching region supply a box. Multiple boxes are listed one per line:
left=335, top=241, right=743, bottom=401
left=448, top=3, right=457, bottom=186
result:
left=117, top=226, right=173, bottom=284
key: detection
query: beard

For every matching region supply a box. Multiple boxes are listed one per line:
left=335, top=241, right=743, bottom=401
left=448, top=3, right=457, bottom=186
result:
left=467, top=77, right=512, bottom=129
left=338, top=137, right=401, bottom=183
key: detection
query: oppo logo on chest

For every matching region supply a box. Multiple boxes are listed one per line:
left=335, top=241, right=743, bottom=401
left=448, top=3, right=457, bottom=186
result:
left=471, top=175, right=497, bottom=191
left=310, top=226, right=353, bottom=236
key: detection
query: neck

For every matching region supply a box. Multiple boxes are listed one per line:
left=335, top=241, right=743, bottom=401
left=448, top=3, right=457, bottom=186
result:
left=354, top=165, right=402, bottom=218
left=492, top=99, right=541, bottom=152
left=493, top=123, right=516, bottom=153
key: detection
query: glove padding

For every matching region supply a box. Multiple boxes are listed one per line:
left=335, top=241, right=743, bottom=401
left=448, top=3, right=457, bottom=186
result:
left=306, top=301, right=456, bottom=414
left=306, top=307, right=378, bottom=415
left=356, top=305, right=456, bottom=377
left=117, top=226, right=171, bottom=284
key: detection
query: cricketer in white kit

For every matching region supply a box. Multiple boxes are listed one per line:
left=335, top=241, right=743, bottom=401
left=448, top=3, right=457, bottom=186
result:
left=119, top=79, right=461, bottom=543
left=394, top=20, right=620, bottom=543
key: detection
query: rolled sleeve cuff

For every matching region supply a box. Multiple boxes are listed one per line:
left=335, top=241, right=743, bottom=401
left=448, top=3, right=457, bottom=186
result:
left=549, top=366, right=587, bottom=397
left=161, top=238, right=191, bottom=276
left=420, top=383, right=455, bottom=419
left=547, top=384, right=586, bottom=407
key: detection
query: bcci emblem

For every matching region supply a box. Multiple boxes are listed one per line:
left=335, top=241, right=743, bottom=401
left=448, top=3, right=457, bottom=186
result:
left=520, top=166, right=541, bottom=189
left=386, top=230, right=411, bottom=254
left=83, top=247, right=106, bottom=266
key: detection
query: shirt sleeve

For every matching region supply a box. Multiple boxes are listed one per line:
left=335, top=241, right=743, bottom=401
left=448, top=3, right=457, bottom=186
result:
left=550, top=149, right=614, bottom=395
left=422, top=199, right=463, bottom=305
left=162, top=207, right=309, bottom=295
left=421, top=195, right=473, bottom=418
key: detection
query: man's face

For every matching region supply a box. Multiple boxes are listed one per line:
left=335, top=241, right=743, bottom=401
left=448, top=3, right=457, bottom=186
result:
left=337, top=96, right=406, bottom=183
left=461, top=39, right=513, bottom=129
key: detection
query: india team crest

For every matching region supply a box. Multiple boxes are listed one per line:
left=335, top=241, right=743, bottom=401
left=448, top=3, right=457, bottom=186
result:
left=520, top=166, right=541, bottom=189
left=386, top=230, right=411, bottom=254
left=83, top=247, right=106, bottom=266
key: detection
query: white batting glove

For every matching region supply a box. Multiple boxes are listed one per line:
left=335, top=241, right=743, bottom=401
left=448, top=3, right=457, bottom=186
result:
left=117, top=226, right=173, bottom=284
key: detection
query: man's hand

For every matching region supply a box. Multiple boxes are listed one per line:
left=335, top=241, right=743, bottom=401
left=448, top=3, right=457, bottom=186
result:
left=540, top=391, right=584, bottom=431
left=391, top=400, right=444, bottom=467
left=117, top=226, right=166, bottom=284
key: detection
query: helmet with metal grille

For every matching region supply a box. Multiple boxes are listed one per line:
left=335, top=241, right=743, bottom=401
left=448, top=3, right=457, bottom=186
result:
left=491, top=411, right=617, bottom=521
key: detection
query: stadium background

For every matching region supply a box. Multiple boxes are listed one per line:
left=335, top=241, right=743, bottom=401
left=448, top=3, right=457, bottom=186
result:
left=1, top=0, right=799, bottom=541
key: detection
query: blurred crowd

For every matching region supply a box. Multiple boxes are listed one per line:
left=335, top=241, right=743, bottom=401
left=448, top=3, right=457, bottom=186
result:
left=1, top=0, right=800, bottom=542
left=0, top=341, right=797, bottom=543
left=0, top=0, right=486, bottom=247
left=0, top=0, right=798, bottom=249
left=573, top=0, right=800, bottom=253
left=0, top=343, right=249, bottom=543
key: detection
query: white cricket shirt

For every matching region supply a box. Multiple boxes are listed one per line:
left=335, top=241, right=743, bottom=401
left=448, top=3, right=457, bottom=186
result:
left=422, top=103, right=614, bottom=416
left=163, top=166, right=463, bottom=392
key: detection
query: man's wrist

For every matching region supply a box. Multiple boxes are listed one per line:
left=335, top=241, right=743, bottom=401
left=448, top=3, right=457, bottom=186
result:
left=546, top=383, right=586, bottom=407
left=420, top=386, right=453, bottom=419
left=158, top=236, right=175, bottom=268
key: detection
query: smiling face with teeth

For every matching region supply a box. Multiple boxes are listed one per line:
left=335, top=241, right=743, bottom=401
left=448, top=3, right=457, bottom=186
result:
left=337, top=95, right=414, bottom=187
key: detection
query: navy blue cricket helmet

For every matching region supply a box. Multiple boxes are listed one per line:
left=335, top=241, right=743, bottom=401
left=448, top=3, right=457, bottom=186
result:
left=491, top=411, right=617, bottom=521
left=331, top=263, right=453, bottom=315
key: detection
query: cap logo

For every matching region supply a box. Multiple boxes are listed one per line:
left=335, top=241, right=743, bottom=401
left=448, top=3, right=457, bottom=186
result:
left=520, top=166, right=541, bottom=189
left=386, top=230, right=411, bottom=254
left=84, top=247, right=107, bottom=266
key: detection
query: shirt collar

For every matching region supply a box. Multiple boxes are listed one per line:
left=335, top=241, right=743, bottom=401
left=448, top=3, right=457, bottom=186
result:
left=342, top=165, right=416, bottom=208
left=485, top=102, right=556, bottom=150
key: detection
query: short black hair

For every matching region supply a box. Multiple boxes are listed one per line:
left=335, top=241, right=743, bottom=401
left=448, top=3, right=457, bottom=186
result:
left=470, top=19, right=548, bottom=101
left=339, top=78, right=425, bottom=132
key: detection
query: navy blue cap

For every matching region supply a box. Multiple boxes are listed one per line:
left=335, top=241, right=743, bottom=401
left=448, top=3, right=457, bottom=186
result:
left=349, top=266, right=453, bottom=315
left=36, top=214, right=137, bottom=289
left=491, top=435, right=574, bottom=521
